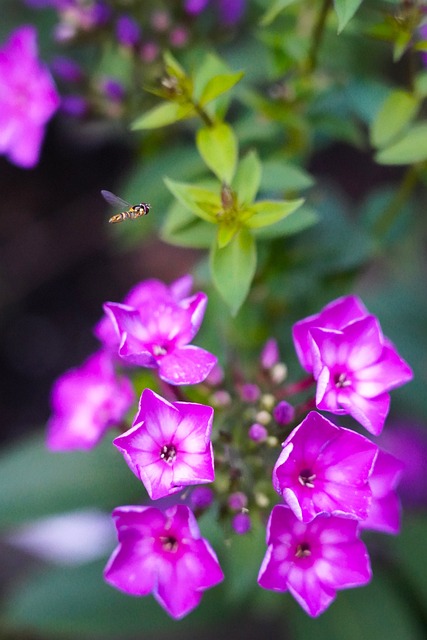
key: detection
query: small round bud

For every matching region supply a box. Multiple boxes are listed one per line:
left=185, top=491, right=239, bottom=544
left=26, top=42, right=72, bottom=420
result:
left=169, top=26, right=189, bottom=48
left=260, top=393, right=275, bottom=411
left=239, top=383, right=261, bottom=403
left=228, top=492, right=248, bottom=511
left=273, top=401, right=295, bottom=426
left=255, top=410, right=271, bottom=425
left=254, top=492, right=270, bottom=508
left=248, top=422, right=268, bottom=442
left=261, top=338, right=279, bottom=369
left=116, top=15, right=141, bottom=47
left=271, top=362, right=287, bottom=384
left=232, top=512, right=251, bottom=535
left=211, top=390, right=232, bottom=408
left=190, top=486, right=214, bottom=510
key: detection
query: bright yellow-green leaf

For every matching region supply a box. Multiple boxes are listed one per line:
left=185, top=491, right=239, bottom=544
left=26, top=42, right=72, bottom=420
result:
left=164, top=178, right=220, bottom=221
left=375, top=123, right=427, bottom=165
left=245, top=198, right=304, bottom=229
left=232, top=151, right=262, bottom=206
left=163, top=50, right=187, bottom=80
left=259, top=0, right=300, bottom=27
left=199, top=72, right=244, bottom=107
left=371, top=90, right=419, bottom=149
left=333, top=0, right=363, bottom=33
left=196, top=123, right=238, bottom=184
left=210, top=228, right=256, bottom=316
left=217, top=222, right=239, bottom=248
left=132, top=102, right=194, bottom=130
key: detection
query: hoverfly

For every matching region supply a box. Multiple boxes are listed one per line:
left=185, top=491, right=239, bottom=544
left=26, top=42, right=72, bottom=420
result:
left=101, top=190, right=150, bottom=224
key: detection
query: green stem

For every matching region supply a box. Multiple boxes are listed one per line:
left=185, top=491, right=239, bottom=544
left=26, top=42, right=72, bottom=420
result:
left=306, top=0, right=333, bottom=73
left=372, top=166, right=418, bottom=238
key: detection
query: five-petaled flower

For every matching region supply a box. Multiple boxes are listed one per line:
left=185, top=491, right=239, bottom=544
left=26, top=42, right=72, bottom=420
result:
left=47, top=351, right=134, bottom=451
left=0, top=26, right=59, bottom=168
left=292, top=296, right=413, bottom=435
left=113, top=389, right=215, bottom=500
left=104, top=504, right=224, bottom=619
left=258, top=505, right=372, bottom=617
left=103, top=279, right=217, bottom=385
left=273, top=411, right=378, bottom=522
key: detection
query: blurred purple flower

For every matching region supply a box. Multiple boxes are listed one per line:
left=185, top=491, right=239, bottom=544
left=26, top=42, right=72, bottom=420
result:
left=60, top=95, right=88, bottom=117
left=113, top=389, right=215, bottom=500
left=359, top=449, right=403, bottom=535
left=104, top=283, right=217, bottom=385
left=47, top=351, right=134, bottom=451
left=51, top=56, right=83, bottom=82
left=248, top=422, right=268, bottom=442
left=190, top=486, right=214, bottom=510
left=261, top=338, right=279, bottom=369
left=104, top=504, right=224, bottom=619
left=232, top=512, right=251, bottom=535
left=258, top=506, right=372, bottom=617
left=101, top=77, right=125, bottom=102
left=273, top=411, right=378, bottom=522
left=116, top=15, right=141, bottom=47
left=184, top=0, right=245, bottom=25
left=293, top=296, right=412, bottom=435
left=0, top=26, right=59, bottom=168
left=273, top=400, right=295, bottom=426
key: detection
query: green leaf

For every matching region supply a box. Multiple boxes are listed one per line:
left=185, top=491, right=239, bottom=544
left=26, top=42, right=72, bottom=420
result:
left=196, top=123, right=238, bottom=184
left=0, top=432, right=143, bottom=526
left=163, top=50, right=187, bottom=80
left=164, top=177, right=220, bottom=222
left=253, top=204, right=318, bottom=240
left=245, top=198, right=304, bottom=229
left=232, top=150, right=262, bottom=205
left=131, top=102, right=194, bottom=130
left=375, top=123, right=427, bottom=165
left=161, top=201, right=216, bottom=248
left=217, top=222, right=239, bottom=248
left=371, top=90, right=419, bottom=148
left=260, top=160, right=314, bottom=193
left=333, top=0, right=363, bottom=33
left=210, top=228, right=256, bottom=315
left=259, top=0, right=300, bottom=27
left=199, top=71, right=244, bottom=107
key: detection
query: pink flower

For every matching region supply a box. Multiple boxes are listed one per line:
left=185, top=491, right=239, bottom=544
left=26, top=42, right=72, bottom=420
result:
left=47, top=351, right=134, bottom=451
left=0, top=26, right=59, bottom=168
left=293, top=296, right=412, bottom=435
left=113, top=389, right=215, bottom=500
left=104, top=504, right=224, bottom=619
left=258, top=505, right=372, bottom=617
left=359, top=449, right=404, bottom=535
left=273, top=412, right=378, bottom=522
left=104, top=282, right=217, bottom=385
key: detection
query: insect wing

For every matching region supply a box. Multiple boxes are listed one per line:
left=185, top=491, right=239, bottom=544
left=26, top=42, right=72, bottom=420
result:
left=101, top=190, right=131, bottom=210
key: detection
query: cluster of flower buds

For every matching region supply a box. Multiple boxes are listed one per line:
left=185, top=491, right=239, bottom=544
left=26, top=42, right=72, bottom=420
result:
left=47, top=278, right=412, bottom=618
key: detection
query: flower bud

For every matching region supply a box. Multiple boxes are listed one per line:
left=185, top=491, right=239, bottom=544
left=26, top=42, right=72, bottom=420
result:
left=273, top=401, right=295, bottom=426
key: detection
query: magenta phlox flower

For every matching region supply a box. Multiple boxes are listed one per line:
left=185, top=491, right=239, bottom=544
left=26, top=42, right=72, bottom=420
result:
left=47, top=351, right=134, bottom=451
left=0, top=26, right=59, bottom=168
left=359, top=449, right=404, bottom=535
left=273, top=412, right=378, bottom=522
left=113, top=389, right=215, bottom=500
left=293, top=295, right=369, bottom=373
left=258, top=505, right=372, bottom=617
left=104, top=285, right=216, bottom=385
left=310, top=317, right=413, bottom=435
left=104, top=504, right=224, bottom=619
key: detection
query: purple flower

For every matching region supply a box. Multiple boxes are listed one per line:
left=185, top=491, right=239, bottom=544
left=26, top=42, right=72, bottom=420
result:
left=51, top=56, right=83, bottom=82
left=273, top=400, right=295, bottom=426
left=258, top=506, right=372, bottom=617
left=248, top=422, right=268, bottom=442
left=104, top=504, right=224, bottom=619
left=113, top=389, right=215, bottom=500
left=0, top=26, right=59, bottom=168
left=103, top=283, right=217, bottom=386
left=293, top=296, right=412, bottom=435
left=273, top=412, right=378, bottom=522
left=190, top=486, right=214, bottom=510
left=232, top=512, right=251, bottom=535
left=47, top=351, right=134, bottom=451
left=184, top=0, right=245, bottom=25
left=115, top=15, right=141, bottom=47
left=359, top=449, right=403, bottom=535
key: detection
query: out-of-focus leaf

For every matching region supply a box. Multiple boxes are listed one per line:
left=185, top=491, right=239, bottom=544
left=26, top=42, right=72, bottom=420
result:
left=132, top=102, right=194, bottom=130
left=199, top=72, right=244, bottom=107
left=375, top=123, right=427, bottom=165
left=196, top=123, right=238, bottom=184
left=164, top=178, right=220, bottom=222
left=2, top=559, right=229, bottom=638
left=217, top=222, right=239, bottom=248
left=245, top=199, right=304, bottom=229
left=161, top=201, right=216, bottom=248
left=232, top=150, right=262, bottom=205
left=259, top=0, right=300, bottom=27
left=260, top=160, right=314, bottom=194
left=0, top=432, right=142, bottom=526
left=163, top=50, right=187, bottom=80
left=210, top=229, right=256, bottom=315
left=333, top=0, right=364, bottom=33
left=370, top=90, right=419, bottom=149
left=253, top=204, right=318, bottom=240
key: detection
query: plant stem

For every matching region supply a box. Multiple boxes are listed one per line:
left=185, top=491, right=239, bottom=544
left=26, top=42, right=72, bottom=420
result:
left=306, top=0, right=333, bottom=73
left=373, top=166, right=418, bottom=238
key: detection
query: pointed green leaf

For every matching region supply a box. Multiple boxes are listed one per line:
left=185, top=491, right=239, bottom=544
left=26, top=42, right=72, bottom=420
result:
left=259, top=0, right=300, bottom=27
left=333, top=0, right=363, bottom=33
left=196, top=123, right=238, bottom=184
left=245, top=198, right=304, bottom=229
left=260, top=160, right=314, bottom=193
left=217, top=222, right=239, bottom=248
left=371, top=90, right=419, bottom=149
left=132, top=102, right=194, bottom=130
left=375, top=123, right=427, bottom=165
left=232, top=150, right=262, bottom=206
left=163, top=50, right=187, bottom=80
left=161, top=201, right=216, bottom=248
left=164, top=178, right=220, bottom=222
left=253, top=204, right=318, bottom=239
left=199, top=71, right=244, bottom=107
left=210, top=229, right=256, bottom=316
